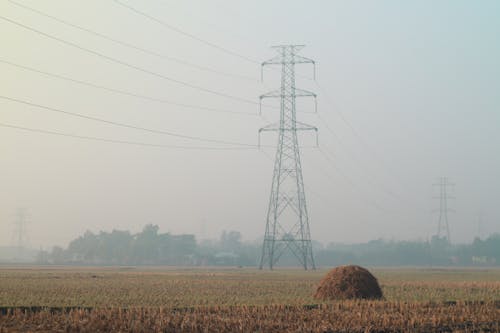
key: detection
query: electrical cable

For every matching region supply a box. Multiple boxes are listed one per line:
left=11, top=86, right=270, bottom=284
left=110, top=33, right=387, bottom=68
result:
left=0, top=59, right=257, bottom=116
left=315, top=80, right=404, bottom=181
left=8, top=0, right=259, bottom=82
left=112, top=0, right=316, bottom=82
left=316, top=112, right=402, bottom=200
left=0, top=95, right=268, bottom=147
left=0, top=15, right=260, bottom=106
left=0, top=122, right=256, bottom=150
left=112, top=0, right=260, bottom=65
left=316, top=146, right=391, bottom=213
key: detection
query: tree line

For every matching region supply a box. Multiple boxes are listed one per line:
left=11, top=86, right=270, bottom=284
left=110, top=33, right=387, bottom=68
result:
left=37, top=225, right=500, bottom=267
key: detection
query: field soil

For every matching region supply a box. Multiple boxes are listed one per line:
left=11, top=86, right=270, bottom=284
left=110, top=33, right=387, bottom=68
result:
left=0, top=267, right=499, bottom=332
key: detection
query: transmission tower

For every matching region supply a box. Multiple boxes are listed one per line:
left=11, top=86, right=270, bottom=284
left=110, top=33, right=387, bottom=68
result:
left=258, top=45, right=317, bottom=270
left=12, top=208, right=29, bottom=250
left=433, top=177, right=454, bottom=243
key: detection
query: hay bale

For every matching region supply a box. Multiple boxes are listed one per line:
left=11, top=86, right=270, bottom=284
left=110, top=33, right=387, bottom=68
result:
left=314, top=265, right=383, bottom=300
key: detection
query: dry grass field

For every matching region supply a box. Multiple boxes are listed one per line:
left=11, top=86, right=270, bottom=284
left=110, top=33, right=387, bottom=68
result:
left=0, top=266, right=499, bottom=332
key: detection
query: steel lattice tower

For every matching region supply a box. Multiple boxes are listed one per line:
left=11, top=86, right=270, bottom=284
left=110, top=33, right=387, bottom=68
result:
left=12, top=208, right=29, bottom=250
left=258, top=45, right=317, bottom=270
left=433, top=177, right=454, bottom=243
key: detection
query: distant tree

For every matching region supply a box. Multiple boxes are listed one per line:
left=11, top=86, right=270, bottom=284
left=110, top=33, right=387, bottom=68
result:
left=96, top=230, right=133, bottom=264
left=158, top=233, right=196, bottom=264
left=220, top=230, right=242, bottom=252
left=36, top=249, right=50, bottom=264
left=44, top=224, right=500, bottom=267
left=51, top=246, right=66, bottom=264
left=132, top=224, right=160, bottom=264
left=66, top=230, right=99, bottom=262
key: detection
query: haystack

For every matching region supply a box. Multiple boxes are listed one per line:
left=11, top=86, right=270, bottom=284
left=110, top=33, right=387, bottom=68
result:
left=314, top=265, right=383, bottom=300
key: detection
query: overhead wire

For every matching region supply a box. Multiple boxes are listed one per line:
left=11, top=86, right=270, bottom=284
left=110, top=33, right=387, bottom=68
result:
left=0, top=15, right=261, bottom=107
left=3, top=2, right=405, bottom=203
left=2, top=0, right=406, bottom=219
left=260, top=142, right=395, bottom=219
left=0, top=122, right=255, bottom=150
left=106, top=0, right=407, bottom=204
left=8, top=0, right=259, bottom=83
left=315, top=80, right=405, bottom=185
left=111, top=0, right=315, bottom=82
left=111, top=0, right=316, bottom=81
left=315, top=146, right=391, bottom=213
left=311, top=77, right=412, bottom=203
left=257, top=117, right=395, bottom=214
left=316, top=146, right=420, bottom=232
left=0, top=95, right=268, bottom=147
left=259, top=135, right=410, bottom=228
left=0, top=59, right=257, bottom=116
left=104, top=1, right=417, bottom=228
left=315, top=81, right=376, bottom=150
left=314, top=83, right=417, bottom=209
left=112, top=0, right=261, bottom=65
left=316, top=112, right=402, bottom=201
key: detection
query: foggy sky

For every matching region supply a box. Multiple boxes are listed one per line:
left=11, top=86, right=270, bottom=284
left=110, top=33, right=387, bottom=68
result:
left=1, top=0, right=499, bottom=249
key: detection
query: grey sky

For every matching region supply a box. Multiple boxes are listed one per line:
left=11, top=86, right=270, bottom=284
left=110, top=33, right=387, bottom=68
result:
left=1, top=0, right=499, bottom=249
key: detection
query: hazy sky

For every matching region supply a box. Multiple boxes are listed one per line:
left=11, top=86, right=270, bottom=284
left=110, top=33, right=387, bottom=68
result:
left=1, top=0, right=499, bottom=249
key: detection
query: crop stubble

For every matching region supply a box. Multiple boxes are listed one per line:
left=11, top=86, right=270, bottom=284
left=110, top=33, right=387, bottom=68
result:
left=0, top=267, right=499, bottom=332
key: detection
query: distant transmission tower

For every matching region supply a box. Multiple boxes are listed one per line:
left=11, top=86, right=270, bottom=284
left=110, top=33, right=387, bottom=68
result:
left=258, top=45, right=317, bottom=270
left=433, top=177, right=454, bottom=243
left=12, top=208, right=29, bottom=250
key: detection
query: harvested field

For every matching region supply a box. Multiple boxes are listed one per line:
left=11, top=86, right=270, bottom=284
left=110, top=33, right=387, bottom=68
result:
left=0, top=267, right=499, bottom=332
left=1, top=302, right=499, bottom=333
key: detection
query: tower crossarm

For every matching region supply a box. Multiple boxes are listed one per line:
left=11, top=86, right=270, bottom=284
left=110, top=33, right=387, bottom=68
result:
left=262, top=55, right=314, bottom=66
left=261, top=55, right=283, bottom=67
left=260, top=89, right=317, bottom=114
left=258, top=122, right=318, bottom=148
left=259, top=89, right=281, bottom=100
left=294, top=88, right=316, bottom=98
left=260, top=89, right=316, bottom=99
left=261, top=45, right=316, bottom=81
left=295, top=121, right=318, bottom=132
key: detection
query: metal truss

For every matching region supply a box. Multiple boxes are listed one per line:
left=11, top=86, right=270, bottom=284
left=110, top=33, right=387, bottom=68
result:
left=259, top=45, right=317, bottom=270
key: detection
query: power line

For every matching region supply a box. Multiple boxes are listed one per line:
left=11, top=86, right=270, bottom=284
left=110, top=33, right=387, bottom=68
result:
left=315, top=82, right=368, bottom=145
left=0, top=59, right=257, bottom=116
left=8, top=0, right=259, bottom=82
left=0, top=95, right=264, bottom=147
left=316, top=146, right=419, bottom=238
left=316, top=113, right=403, bottom=201
left=113, top=0, right=314, bottom=82
left=112, top=0, right=260, bottom=65
left=266, top=137, right=409, bottom=225
left=264, top=132, right=397, bottom=215
left=313, top=81, right=412, bottom=204
left=0, top=15, right=260, bottom=106
left=262, top=131, right=408, bottom=226
left=315, top=80, right=402, bottom=179
left=0, top=122, right=255, bottom=150
left=316, top=147, right=390, bottom=213
left=320, top=145, right=398, bottom=202
left=112, top=0, right=317, bottom=83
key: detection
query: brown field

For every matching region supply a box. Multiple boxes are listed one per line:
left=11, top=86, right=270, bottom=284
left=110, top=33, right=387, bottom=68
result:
left=0, top=266, right=499, bottom=332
